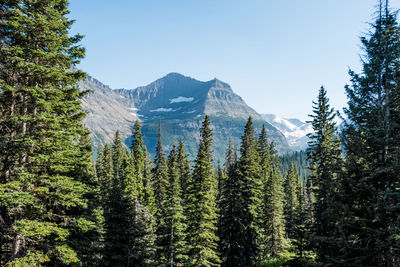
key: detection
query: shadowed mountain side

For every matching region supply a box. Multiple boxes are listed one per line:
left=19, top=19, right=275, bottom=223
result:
left=79, top=75, right=137, bottom=155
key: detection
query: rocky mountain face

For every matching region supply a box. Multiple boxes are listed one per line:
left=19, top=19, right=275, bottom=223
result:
left=261, top=114, right=312, bottom=151
left=81, top=72, right=291, bottom=161
left=114, top=73, right=262, bottom=121
left=79, top=75, right=137, bottom=154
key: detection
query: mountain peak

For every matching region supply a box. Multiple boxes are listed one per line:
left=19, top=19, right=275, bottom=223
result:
left=209, top=78, right=231, bottom=90
left=163, top=72, right=187, bottom=79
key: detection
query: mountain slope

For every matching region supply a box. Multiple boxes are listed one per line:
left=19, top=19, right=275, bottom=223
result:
left=261, top=114, right=312, bottom=151
left=115, top=73, right=290, bottom=160
left=114, top=72, right=262, bottom=121
left=79, top=75, right=137, bottom=154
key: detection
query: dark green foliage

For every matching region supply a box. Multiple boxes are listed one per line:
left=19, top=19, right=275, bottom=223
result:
left=261, top=143, right=287, bottom=259
left=0, top=1, right=100, bottom=265
left=131, top=120, right=156, bottom=214
left=218, top=140, right=247, bottom=266
left=307, top=86, right=343, bottom=264
left=153, top=122, right=169, bottom=211
left=97, top=134, right=131, bottom=266
left=283, top=163, right=301, bottom=239
left=341, top=1, right=400, bottom=265
left=187, top=116, right=221, bottom=266
left=154, top=125, right=188, bottom=266
left=280, top=151, right=309, bottom=179
left=128, top=198, right=156, bottom=266
left=291, top=181, right=313, bottom=263
left=153, top=122, right=170, bottom=264
left=164, top=145, right=188, bottom=266
left=96, top=130, right=156, bottom=266
left=177, top=139, right=192, bottom=200
left=234, top=117, right=263, bottom=265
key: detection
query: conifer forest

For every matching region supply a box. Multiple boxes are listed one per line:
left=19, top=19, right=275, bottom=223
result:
left=1, top=0, right=400, bottom=266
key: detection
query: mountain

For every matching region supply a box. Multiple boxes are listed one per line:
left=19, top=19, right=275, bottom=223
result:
left=114, top=72, right=262, bottom=121
left=261, top=114, right=312, bottom=151
left=79, top=75, right=137, bottom=154
left=81, top=72, right=291, bottom=161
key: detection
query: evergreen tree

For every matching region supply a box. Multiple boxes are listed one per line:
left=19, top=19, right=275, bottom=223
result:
left=153, top=121, right=169, bottom=211
left=259, top=125, right=272, bottom=187
left=0, top=1, right=100, bottom=265
left=235, top=117, right=263, bottom=264
left=187, top=116, right=220, bottom=266
left=97, top=144, right=114, bottom=204
left=131, top=120, right=156, bottom=214
left=177, top=139, right=192, bottom=199
left=261, top=143, right=287, bottom=259
left=283, top=163, right=300, bottom=239
left=128, top=198, right=156, bottom=266
left=153, top=121, right=172, bottom=265
left=341, top=1, right=400, bottom=264
left=112, top=131, right=127, bottom=181
left=98, top=134, right=132, bottom=266
left=307, top=86, right=343, bottom=263
left=217, top=139, right=247, bottom=266
left=280, top=151, right=309, bottom=179
left=288, top=180, right=313, bottom=265
left=163, top=145, right=188, bottom=266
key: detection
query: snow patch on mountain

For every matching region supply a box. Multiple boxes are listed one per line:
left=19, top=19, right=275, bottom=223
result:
left=150, top=107, right=175, bottom=112
left=170, top=96, right=194, bottom=104
left=262, top=114, right=312, bottom=151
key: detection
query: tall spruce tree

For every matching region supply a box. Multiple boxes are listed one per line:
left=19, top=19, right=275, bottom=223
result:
left=187, top=116, right=220, bottom=266
left=307, top=86, right=343, bottom=264
left=177, top=139, right=191, bottom=200
left=153, top=121, right=169, bottom=211
left=131, top=120, right=156, bottom=214
left=0, top=1, right=100, bottom=265
left=283, top=163, right=301, bottom=239
left=341, top=1, right=400, bottom=264
left=261, top=143, right=287, bottom=259
left=235, top=117, right=263, bottom=264
left=163, top=145, right=188, bottom=266
left=99, top=133, right=131, bottom=266
left=288, top=180, right=313, bottom=265
left=218, top=139, right=248, bottom=266
left=153, top=121, right=171, bottom=265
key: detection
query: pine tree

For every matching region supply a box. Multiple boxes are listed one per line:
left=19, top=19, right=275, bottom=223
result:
left=177, top=138, right=192, bottom=236
left=217, top=139, right=247, bottom=266
left=187, top=116, right=220, bottom=266
left=307, top=86, right=343, bottom=264
left=128, top=198, right=156, bottom=266
left=153, top=121, right=172, bottom=265
left=261, top=143, right=287, bottom=259
left=0, top=1, right=100, bottom=265
left=341, top=1, right=400, bottom=264
left=289, top=180, right=313, bottom=265
left=259, top=125, right=272, bottom=187
left=131, top=120, right=156, bottom=214
left=163, top=145, right=189, bottom=266
left=283, top=163, right=300, bottom=239
left=97, top=144, right=114, bottom=204
left=235, top=117, right=263, bottom=264
left=153, top=122, right=169, bottom=211
left=98, top=133, right=132, bottom=266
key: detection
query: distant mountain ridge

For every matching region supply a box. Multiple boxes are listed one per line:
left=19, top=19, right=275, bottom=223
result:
left=79, top=75, right=137, bottom=154
left=115, top=72, right=262, bottom=121
left=261, top=114, right=312, bottom=151
left=80, top=72, right=291, bottom=161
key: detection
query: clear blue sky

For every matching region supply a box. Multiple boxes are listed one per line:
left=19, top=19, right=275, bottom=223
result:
left=68, top=0, right=400, bottom=121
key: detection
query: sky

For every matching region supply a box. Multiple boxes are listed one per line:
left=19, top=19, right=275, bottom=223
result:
left=68, top=0, right=400, bottom=121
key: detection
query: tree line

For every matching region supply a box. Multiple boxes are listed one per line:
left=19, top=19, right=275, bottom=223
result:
left=1, top=0, right=400, bottom=266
